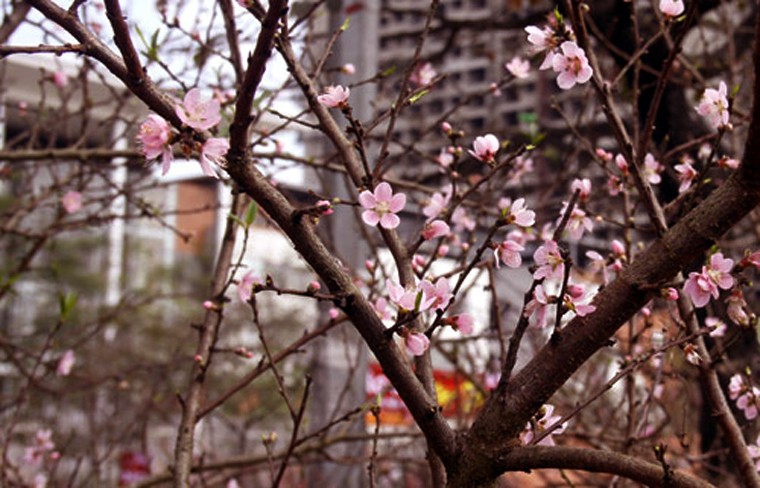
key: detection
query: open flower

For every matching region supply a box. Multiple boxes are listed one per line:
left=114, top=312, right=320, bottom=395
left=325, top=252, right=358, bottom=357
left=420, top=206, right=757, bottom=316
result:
left=419, top=277, right=452, bottom=311
left=468, top=134, right=499, bottom=164
left=696, top=81, right=730, bottom=129
left=317, top=85, right=350, bottom=108
left=495, top=239, right=524, bottom=269
left=176, top=88, right=222, bottom=131
left=498, top=197, right=535, bottom=227
left=137, top=114, right=173, bottom=174
left=359, top=182, right=406, bottom=229
left=422, top=220, right=450, bottom=240
left=643, top=153, right=663, bottom=185
left=237, top=271, right=261, bottom=302
left=506, top=57, right=530, bottom=79
left=552, top=41, right=593, bottom=89
left=198, top=137, right=228, bottom=178
left=446, top=313, right=474, bottom=335
left=675, top=159, right=697, bottom=193
left=682, top=253, right=734, bottom=308
left=410, top=62, right=437, bottom=87
left=534, top=240, right=565, bottom=281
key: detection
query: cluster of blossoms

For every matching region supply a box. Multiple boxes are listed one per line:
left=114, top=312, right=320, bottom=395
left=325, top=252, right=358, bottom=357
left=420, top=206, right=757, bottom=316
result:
left=493, top=198, right=536, bottom=269
left=525, top=18, right=592, bottom=89
left=380, top=276, right=474, bottom=356
left=526, top=239, right=596, bottom=328
left=682, top=253, right=734, bottom=308
left=137, top=88, right=229, bottom=177
left=586, top=239, right=627, bottom=284
left=729, top=374, right=760, bottom=420
left=596, top=150, right=664, bottom=197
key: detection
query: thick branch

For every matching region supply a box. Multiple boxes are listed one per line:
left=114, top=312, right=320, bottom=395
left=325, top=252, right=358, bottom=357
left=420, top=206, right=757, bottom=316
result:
left=498, top=446, right=714, bottom=488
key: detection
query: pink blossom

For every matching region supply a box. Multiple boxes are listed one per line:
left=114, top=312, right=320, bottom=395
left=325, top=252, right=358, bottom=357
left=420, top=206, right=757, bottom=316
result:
left=525, top=25, right=557, bottom=70
left=317, top=85, right=350, bottom=108
left=615, top=154, right=630, bottom=175
left=423, top=188, right=451, bottom=220
left=61, top=191, right=82, bottom=213
left=559, top=202, right=593, bottom=241
left=643, top=153, right=663, bottom=184
left=495, top=239, right=524, bottom=269
left=468, top=134, right=499, bottom=164
left=585, top=250, right=609, bottom=283
left=611, top=240, right=626, bottom=257
left=534, top=240, right=565, bottom=281
left=52, top=70, right=68, bottom=88
left=451, top=207, right=476, bottom=232
left=664, top=287, right=679, bottom=301
left=706, top=317, right=727, bottom=337
left=552, top=41, right=593, bottom=90
left=498, top=197, right=535, bottom=227
left=33, top=474, right=48, bottom=488
left=237, top=271, right=261, bottom=302
left=682, top=253, right=734, bottom=308
left=696, top=81, right=730, bottom=129
left=525, top=284, right=551, bottom=329
left=505, top=56, right=530, bottom=79
left=359, top=182, right=406, bottom=229
left=728, top=374, right=760, bottom=421
left=24, top=429, right=55, bottom=464
left=199, top=137, right=229, bottom=178
left=726, top=289, right=751, bottom=327
left=419, top=277, right=452, bottom=311
left=489, top=82, right=502, bottom=97
left=437, top=149, right=454, bottom=169
left=176, top=88, right=222, bottom=131
left=564, top=283, right=596, bottom=316
left=571, top=178, right=591, bottom=202
left=718, top=156, right=739, bottom=169
left=410, top=62, right=437, bottom=87
left=607, top=175, right=623, bottom=196
left=329, top=308, right=340, bottom=319
left=316, top=200, right=334, bottom=215
left=660, top=0, right=685, bottom=17
left=203, top=300, right=216, bottom=310
left=422, top=220, right=450, bottom=240
left=683, top=343, right=701, bottom=365
left=675, top=160, right=697, bottom=193
left=373, top=297, right=392, bottom=322
left=137, top=115, right=174, bottom=174
left=387, top=279, right=419, bottom=312
left=56, top=349, right=75, bottom=376
left=507, top=228, right=535, bottom=247
left=596, top=148, right=613, bottom=163
left=405, top=332, right=430, bottom=356
left=447, top=313, right=474, bottom=335
left=521, top=404, right=566, bottom=446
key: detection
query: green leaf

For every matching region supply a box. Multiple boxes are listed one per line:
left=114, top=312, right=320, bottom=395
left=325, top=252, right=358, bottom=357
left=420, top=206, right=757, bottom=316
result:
left=340, top=17, right=351, bottom=32
left=408, top=89, right=429, bottom=104
left=380, top=66, right=397, bottom=78
left=59, top=292, right=78, bottom=321
left=244, top=201, right=258, bottom=227
left=228, top=214, right=247, bottom=228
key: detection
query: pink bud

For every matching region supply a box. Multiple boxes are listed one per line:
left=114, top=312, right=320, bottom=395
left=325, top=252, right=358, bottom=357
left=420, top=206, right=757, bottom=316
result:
left=405, top=332, right=430, bottom=356
left=194, top=354, right=203, bottom=363
left=422, top=220, right=451, bottom=240
left=365, top=260, right=375, bottom=272
left=307, top=281, right=321, bottom=293
left=316, top=200, right=333, bottom=215
left=52, top=70, right=68, bottom=88
left=664, top=287, right=679, bottom=301
left=203, top=300, right=215, bottom=310
left=437, top=244, right=450, bottom=257
left=441, top=121, right=452, bottom=134
left=329, top=307, right=340, bottom=319
left=341, top=63, right=356, bottom=75
left=413, top=255, right=426, bottom=267
left=611, top=239, right=625, bottom=256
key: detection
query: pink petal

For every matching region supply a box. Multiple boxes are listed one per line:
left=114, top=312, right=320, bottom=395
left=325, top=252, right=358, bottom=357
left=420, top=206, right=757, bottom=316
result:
left=380, top=213, right=400, bottom=229
left=362, top=210, right=380, bottom=226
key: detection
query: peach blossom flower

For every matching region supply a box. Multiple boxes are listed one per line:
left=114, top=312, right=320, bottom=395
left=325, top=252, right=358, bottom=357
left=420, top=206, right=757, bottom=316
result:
left=317, top=85, right=350, bottom=108
left=176, top=88, right=221, bottom=131
left=359, top=182, right=406, bottom=229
